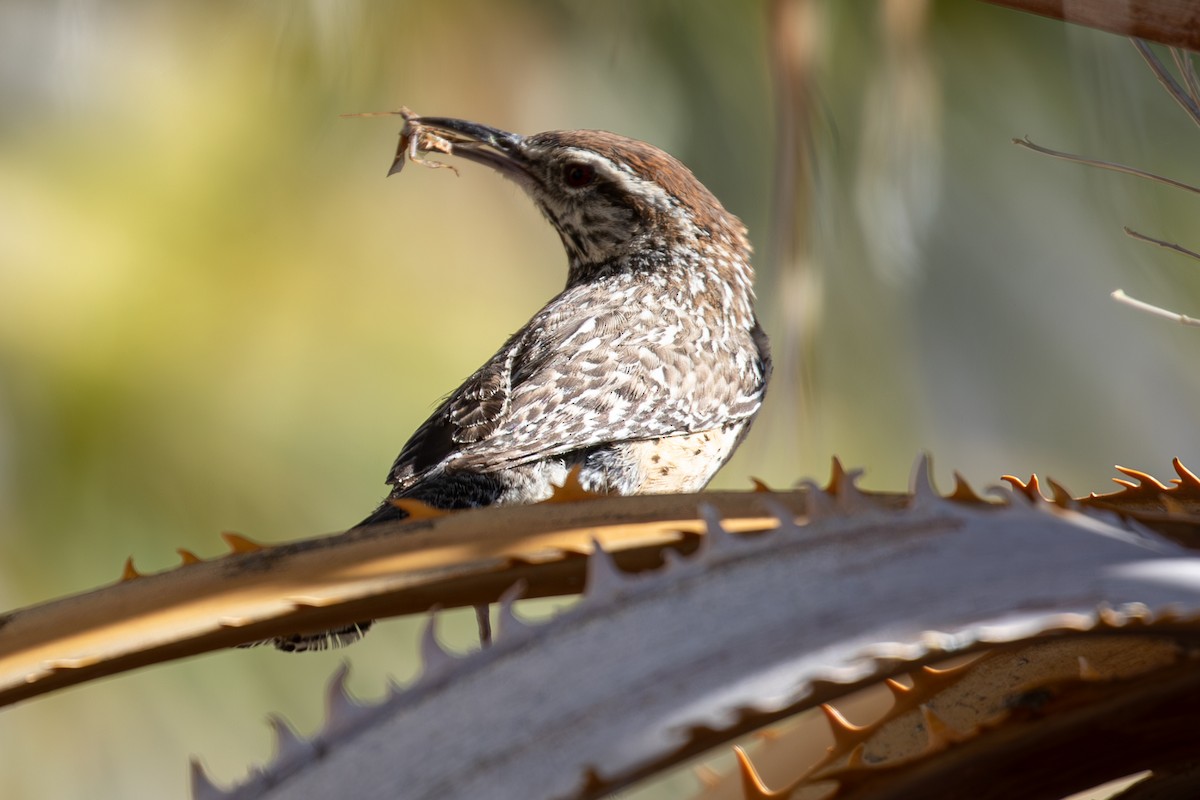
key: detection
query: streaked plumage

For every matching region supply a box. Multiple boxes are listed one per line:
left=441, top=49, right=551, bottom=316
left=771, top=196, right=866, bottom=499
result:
left=273, top=118, right=770, bottom=652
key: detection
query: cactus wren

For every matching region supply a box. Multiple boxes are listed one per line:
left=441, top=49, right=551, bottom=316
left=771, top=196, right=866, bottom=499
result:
left=272, top=114, right=771, bottom=651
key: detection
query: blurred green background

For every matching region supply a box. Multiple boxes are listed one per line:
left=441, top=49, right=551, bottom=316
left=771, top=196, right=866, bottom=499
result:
left=2, top=1, right=1199, bottom=798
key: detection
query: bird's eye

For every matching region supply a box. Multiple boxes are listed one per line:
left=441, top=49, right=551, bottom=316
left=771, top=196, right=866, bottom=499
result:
left=563, top=162, right=596, bottom=188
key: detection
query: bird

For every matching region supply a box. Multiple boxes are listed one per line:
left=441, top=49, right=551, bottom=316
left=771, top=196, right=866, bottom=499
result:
left=270, top=113, right=771, bottom=651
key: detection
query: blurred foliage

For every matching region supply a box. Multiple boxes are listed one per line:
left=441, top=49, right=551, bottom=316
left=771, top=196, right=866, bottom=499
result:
left=0, top=1, right=1198, bottom=798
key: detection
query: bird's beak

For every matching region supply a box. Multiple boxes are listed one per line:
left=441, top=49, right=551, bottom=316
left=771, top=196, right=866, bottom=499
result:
left=390, top=115, right=531, bottom=185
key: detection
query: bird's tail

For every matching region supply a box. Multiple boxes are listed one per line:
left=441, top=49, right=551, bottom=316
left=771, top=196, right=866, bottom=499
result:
left=267, top=622, right=375, bottom=653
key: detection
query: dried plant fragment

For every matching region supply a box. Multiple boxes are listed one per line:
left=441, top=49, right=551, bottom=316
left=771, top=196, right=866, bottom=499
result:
left=341, top=106, right=460, bottom=176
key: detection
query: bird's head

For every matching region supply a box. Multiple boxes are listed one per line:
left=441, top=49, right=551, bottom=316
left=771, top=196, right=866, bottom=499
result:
left=396, top=115, right=752, bottom=287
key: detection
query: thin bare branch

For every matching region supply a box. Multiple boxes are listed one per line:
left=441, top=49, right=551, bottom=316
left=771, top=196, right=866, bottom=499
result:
left=1012, top=136, right=1200, bottom=195
left=1132, top=40, right=1200, bottom=130
left=1169, top=48, right=1200, bottom=109
left=1111, top=289, right=1200, bottom=327
left=1186, top=54, right=1200, bottom=101
left=1124, top=227, right=1200, bottom=263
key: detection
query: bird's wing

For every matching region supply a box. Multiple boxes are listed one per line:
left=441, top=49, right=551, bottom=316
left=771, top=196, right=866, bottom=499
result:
left=386, top=300, right=768, bottom=487
left=383, top=330, right=518, bottom=488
